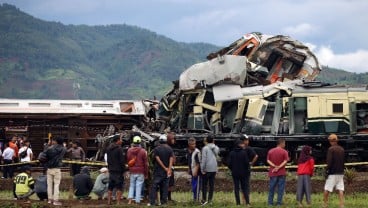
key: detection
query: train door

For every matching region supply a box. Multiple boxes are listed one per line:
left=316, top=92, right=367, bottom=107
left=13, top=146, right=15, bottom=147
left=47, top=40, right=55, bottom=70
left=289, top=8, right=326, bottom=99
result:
left=355, top=103, right=368, bottom=133
left=288, top=97, right=308, bottom=134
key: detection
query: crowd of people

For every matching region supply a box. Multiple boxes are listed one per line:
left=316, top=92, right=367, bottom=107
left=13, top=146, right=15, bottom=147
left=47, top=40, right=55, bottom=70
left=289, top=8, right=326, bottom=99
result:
left=1, top=133, right=346, bottom=207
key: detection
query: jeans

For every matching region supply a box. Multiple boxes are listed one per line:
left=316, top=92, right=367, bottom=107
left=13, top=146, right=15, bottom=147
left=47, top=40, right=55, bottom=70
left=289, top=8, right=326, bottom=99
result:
left=3, top=159, right=13, bottom=178
left=268, top=175, right=286, bottom=206
left=191, top=175, right=201, bottom=201
left=202, top=172, right=216, bottom=202
left=128, top=173, right=145, bottom=203
left=47, top=168, right=62, bottom=202
left=149, top=174, right=169, bottom=205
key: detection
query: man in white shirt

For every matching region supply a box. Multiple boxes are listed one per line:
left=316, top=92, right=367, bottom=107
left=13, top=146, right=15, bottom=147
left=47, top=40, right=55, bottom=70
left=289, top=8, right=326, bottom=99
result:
left=19, top=140, right=33, bottom=163
left=2, top=143, right=15, bottom=178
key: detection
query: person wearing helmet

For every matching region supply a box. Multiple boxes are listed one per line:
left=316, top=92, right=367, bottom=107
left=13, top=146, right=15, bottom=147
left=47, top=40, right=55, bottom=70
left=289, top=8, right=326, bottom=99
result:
left=13, top=166, right=35, bottom=201
left=147, top=134, right=174, bottom=206
left=127, top=136, right=148, bottom=205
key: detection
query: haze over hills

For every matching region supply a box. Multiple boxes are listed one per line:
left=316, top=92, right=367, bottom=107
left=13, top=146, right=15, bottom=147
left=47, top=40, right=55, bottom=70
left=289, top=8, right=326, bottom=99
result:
left=0, top=4, right=366, bottom=100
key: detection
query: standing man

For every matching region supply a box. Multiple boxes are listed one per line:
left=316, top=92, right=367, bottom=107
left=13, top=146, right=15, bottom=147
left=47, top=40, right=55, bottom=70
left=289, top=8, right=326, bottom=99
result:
left=241, top=134, right=258, bottom=205
left=127, top=135, right=148, bottom=205
left=167, top=132, right=176, bottom=202
left=267, top=138, right=289, bottom=206
left=227, top=139, right=250, bottom=206
left=67, top=141, right=86, bottom=176
left=187, top=137, right=201, bottom=201
left=148, top=134, right=174, bottom=206
left=44, top=136, right=66, bottom=206
left=200, top=134, right=219, bottom=205
left=323, top=134, right=345, bottom=208
left=2, top=142, right=15, bottom=179
left=9, top=135, right=19, bottom=161
left=106, top=134, right=126, bottom=205
left=19, top=139, right=33, bottom=165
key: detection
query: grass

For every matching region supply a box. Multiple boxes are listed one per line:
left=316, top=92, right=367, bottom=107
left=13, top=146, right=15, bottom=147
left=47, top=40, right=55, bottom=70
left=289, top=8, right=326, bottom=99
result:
left=0, top=191, right=367, bottom=207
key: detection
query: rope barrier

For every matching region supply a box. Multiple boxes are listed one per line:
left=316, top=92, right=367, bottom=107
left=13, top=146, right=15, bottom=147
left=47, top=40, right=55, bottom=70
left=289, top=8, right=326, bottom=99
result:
left=0, top=160, right=106, bottom=167
left=1, top=160, right=368, bottom=170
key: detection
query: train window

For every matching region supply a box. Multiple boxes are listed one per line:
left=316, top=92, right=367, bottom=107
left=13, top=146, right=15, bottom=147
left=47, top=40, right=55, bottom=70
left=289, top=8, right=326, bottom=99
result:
left=332, top=103, right=343, bottom=113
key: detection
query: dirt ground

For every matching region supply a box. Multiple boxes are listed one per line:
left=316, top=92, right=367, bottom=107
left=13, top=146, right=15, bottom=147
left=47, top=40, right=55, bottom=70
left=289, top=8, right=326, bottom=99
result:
left=1, top=170, right=368, bottom=207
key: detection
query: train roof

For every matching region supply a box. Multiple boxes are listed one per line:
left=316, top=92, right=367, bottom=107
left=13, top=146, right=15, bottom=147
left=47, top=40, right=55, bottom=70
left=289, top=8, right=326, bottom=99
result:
left=0, top=98, right=146, bottom=116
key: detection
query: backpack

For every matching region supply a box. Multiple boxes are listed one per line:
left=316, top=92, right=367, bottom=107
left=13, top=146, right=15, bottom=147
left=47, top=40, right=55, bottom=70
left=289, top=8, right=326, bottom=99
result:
left=37, top=151, right=48, bottom=163
left=128, top=148, right=142, bottom=167
left=128, top=156, right=137, bottom=167
left=20, top=147, right=28, bottom=159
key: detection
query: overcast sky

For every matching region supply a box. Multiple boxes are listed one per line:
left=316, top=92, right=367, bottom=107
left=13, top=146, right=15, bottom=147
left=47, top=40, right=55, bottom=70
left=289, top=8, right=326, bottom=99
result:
left=1, top=0, right=368, bottom=73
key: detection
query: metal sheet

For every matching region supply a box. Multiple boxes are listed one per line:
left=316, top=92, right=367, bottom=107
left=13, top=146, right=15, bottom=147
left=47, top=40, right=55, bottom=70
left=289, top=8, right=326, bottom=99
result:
left=179, top=55, right=247, bottom=91
left=213, top=84, right=243, bottom=102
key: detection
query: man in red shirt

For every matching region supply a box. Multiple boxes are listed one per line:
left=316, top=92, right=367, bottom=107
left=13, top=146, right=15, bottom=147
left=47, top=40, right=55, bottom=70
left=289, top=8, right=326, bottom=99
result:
left=267, top=138, right=289, bottom=206
left=9, top=135, right=19, bottom=159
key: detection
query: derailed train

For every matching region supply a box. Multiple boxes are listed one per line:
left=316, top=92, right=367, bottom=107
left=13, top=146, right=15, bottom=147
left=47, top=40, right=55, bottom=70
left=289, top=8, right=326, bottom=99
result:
left=1, top=32, right=368, bottom=165
left=146, top=33, right=368, bottom=164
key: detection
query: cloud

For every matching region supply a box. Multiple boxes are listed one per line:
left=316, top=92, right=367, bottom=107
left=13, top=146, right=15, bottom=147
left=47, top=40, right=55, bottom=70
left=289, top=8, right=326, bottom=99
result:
left=282, top=23, right=319, bottom=38
left=311, top=45, right=368, bottom=73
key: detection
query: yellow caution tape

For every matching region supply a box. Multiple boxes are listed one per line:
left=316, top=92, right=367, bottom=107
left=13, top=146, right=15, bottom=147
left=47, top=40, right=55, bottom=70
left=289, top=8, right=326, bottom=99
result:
left=1, top=160, right=368, bottom=169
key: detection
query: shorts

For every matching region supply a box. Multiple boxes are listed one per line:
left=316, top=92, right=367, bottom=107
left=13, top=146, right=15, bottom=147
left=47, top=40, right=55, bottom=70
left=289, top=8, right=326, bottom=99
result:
left=324, top=174, right=344, bottom=192
left=108, top=172, right=124, bottom=191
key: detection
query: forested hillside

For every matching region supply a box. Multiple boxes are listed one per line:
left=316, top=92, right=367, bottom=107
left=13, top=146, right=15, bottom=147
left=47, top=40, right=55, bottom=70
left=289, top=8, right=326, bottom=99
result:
left=0, top=4, right=366, bottom=100
left=0, top=4, right=218, bottom=99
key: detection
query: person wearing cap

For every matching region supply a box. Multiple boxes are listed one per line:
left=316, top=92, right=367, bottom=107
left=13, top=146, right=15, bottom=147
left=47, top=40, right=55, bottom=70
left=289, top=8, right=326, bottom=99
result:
left=127, top=135, right=148, bottom=204
left=44, top=136, right=67, bottom=206
left=227, top=139, right=250, bottom=206
left=13, top=166, right=35, bottom=200
left=323, top=134, right=345, bottom=208
left=148, top=134, right=174, bottom=206
left=267, top=138, right=289, bottom=206
left=73, top=166, right=93, bottom=200
left=93, top=167, right=109, bottom=200
left=241, top=134, right=258, bottom=206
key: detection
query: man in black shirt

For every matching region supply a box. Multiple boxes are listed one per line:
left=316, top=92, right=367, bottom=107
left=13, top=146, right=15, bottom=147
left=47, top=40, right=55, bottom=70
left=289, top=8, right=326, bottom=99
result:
left=241, top=134, right=258, bottom=205
left=106, top=135, right=126, bottom=205
left=148, top=134, right=174, bottom=206
left=323, top=134, right=345, bottom=208
left=228, top=139, right=250, bottom=206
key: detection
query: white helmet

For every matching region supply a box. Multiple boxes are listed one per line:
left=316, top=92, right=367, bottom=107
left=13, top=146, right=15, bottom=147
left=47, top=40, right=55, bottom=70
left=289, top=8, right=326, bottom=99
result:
left=159, top=134, right=167, bottom=142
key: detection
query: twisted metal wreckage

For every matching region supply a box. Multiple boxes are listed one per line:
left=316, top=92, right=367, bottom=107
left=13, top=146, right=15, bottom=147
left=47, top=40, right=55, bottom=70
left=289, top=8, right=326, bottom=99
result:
left=1, top=32, right=368, bottom=165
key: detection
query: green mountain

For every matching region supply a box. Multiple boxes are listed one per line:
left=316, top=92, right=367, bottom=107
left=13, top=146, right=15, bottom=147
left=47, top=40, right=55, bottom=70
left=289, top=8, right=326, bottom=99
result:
left=317, top=66, right=368, bottom=85
left=0, top=4, right=219, bottom=99
left=0, top=4, right=367, bottom=100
